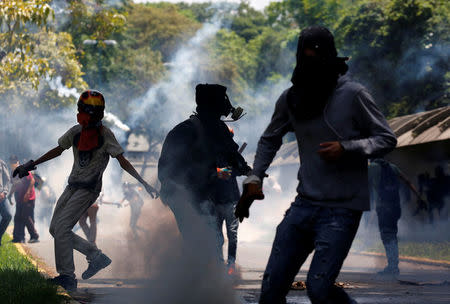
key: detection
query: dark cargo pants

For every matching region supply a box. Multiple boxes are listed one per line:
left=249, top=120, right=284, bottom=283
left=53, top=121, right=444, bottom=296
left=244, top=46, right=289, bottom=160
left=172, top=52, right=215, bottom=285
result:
left=260, top=198, right=362, bottom=304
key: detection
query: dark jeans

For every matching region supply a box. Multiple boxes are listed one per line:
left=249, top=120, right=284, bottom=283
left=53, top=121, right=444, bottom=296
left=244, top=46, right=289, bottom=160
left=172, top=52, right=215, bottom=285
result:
left=215, top=202, right=239, bottom=263
left=13, top=200, right=39, bottom=241
left=0, top=199, right=12, bottom=244
left=377, top=203, right=401, bottom=269
left=260, top=198, right=362, bottom=304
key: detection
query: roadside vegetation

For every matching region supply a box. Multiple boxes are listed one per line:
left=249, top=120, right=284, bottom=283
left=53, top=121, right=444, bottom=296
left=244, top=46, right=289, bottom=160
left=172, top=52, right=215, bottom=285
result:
left=0, top=234, right=69, bottom=304
left=366, top=241, right=450, bottom=262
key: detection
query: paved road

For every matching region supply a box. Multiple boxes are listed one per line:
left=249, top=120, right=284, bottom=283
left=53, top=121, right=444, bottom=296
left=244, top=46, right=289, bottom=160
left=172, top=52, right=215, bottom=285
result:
left=24, top=234, right=449, bottom=304
left=19, top=201, right=448, bottom=304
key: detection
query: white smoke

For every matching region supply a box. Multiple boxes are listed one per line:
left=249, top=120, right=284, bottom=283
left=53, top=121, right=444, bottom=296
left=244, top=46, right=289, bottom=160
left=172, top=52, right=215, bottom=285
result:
left=46, top=75, right=79, bottom=99
left=129, top=5, right=232, bottom=131
left=104, top=112, right=131, bottom=132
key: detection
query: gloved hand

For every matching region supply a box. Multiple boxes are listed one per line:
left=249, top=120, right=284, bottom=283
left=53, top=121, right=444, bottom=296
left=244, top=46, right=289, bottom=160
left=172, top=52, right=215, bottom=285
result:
left=144, top=182, right=159, bottom=199
left=13, top=160, right=36, bottom=178
left=235, top=175, right=264, bottom=222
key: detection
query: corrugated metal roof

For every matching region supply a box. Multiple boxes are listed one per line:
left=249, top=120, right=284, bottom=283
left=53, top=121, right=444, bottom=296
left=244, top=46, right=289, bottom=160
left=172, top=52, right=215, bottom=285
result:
left=394, top=106, right=450, bottom=147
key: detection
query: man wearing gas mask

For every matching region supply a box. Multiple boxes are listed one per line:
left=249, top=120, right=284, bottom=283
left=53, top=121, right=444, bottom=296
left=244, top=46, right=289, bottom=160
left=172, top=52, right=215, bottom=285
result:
left=13, top=90, right=159, bottom=291
left=158, top=84, right=250, bottom=261
left=235, top=26, right=397, bottom=303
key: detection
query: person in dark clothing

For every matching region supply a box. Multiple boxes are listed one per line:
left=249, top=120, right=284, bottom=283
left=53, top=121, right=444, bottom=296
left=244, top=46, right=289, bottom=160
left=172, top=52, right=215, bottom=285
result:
left=426, top=166, right=450, bottom=223
left=369, top=158, right=425, bottom=276
left=158, top=84, right=250, bottom=260
left=0, top=158, right=12, bottom=246
left=9, top=156, right=39, bottom=243
left=213, top=128, right=242, bottom=272
left=235, top=26, right=397, bottom=304
left=369, top=159, right=401, bottom=276
left=121, top=182, right=145, bottom=236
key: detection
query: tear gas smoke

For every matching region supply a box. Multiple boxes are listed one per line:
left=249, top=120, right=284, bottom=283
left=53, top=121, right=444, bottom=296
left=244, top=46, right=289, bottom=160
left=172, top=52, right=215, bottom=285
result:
left=2, top=0, right=448, bottom=298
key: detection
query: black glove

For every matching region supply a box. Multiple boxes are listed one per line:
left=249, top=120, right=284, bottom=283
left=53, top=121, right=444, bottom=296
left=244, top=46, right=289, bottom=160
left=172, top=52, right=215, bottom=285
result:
left=235, top=182, right=264, bottom=222
left=13, top=160, right=36, bottom=178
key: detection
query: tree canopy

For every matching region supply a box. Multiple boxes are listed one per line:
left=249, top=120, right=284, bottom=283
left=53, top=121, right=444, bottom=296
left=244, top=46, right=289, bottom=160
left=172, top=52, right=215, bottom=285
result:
left=1, top=0, right=448, bottom=146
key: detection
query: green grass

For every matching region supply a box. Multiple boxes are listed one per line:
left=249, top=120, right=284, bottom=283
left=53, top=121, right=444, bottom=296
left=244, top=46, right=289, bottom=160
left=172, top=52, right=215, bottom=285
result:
left=0, top=233, right=69, bottom=304
left=366, top=241, right=450, bottom=262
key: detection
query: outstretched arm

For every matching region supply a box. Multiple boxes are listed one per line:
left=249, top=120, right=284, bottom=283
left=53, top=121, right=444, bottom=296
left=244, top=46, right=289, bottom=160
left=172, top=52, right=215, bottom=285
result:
left=116, top=154, right=159, bottom=198
left=13, top=146, right=65, bottom=178
left=235, top=91, right=291, bottom=222
left=34, top=146, right=65, bottom=166
left=252, top=91, right=292, bottom=180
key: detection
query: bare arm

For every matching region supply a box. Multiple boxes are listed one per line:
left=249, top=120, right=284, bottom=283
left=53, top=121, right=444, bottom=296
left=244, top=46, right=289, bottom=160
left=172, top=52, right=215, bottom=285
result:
left=34, top=146, right=65, bottom=166
left=116, top=154, right=159, bottom=198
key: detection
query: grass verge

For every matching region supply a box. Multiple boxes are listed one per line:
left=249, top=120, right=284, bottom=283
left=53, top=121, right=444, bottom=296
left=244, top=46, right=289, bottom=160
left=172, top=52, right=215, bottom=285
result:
left=0, top=233, right=70, bottom=304
left=365, top=241, right=450, bottom=262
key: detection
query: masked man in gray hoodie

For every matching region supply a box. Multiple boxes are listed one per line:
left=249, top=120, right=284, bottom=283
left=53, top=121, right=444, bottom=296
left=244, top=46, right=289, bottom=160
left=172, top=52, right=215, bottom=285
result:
left=235, top=26, right=397, bottom=304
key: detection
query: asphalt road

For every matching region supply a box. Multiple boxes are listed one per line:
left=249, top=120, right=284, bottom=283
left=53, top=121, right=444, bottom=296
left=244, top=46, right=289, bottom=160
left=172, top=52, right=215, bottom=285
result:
left=23, top=233, right=449, bottom=304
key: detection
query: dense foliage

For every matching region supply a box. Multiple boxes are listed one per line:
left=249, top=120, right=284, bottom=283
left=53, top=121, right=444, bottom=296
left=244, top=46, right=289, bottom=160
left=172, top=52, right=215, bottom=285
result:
left=1, top=0, right=448, bottom=128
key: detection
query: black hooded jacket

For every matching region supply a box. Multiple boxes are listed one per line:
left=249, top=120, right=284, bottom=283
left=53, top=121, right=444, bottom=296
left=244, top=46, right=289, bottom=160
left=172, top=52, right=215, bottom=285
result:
left=158, top=113, right=250, bottom=205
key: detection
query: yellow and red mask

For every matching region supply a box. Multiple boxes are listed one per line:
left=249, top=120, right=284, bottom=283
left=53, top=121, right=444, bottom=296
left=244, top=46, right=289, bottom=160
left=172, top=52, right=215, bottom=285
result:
left=76, top=90, right=105, bottom=151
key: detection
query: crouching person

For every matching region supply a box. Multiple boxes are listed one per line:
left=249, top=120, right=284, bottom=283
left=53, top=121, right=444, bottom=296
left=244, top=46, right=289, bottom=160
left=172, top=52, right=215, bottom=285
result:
left=13, top=90, right=158, bottom=291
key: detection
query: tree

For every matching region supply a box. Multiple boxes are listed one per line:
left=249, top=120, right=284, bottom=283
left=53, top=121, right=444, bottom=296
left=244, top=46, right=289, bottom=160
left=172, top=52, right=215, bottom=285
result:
left=127, top=3, right=200, bottom=61
left=0, top=0, right=53, bottom=93
left=337, top=0, right=449, bottom=116
left=266, top=0, right=342, bottom=29
left=0, top=0, right=86, bottom=110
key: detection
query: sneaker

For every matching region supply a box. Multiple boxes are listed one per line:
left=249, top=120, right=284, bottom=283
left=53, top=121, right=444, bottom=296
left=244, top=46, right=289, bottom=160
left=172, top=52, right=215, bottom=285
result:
left=11, top=239, right=25, bottom=243
left=227, top=262, right=236, bottom=276
left=48, top=275, right=77, bottom=292
left=82, top=252, right=112, bottom=280
left=28, top=238, right=40, bottom=243
left=377, top=266, right=399, bottom=276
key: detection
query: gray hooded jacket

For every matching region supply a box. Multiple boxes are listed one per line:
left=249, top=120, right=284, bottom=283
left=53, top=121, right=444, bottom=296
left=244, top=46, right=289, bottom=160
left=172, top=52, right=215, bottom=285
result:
left=252, top=76, right=397, bottom=211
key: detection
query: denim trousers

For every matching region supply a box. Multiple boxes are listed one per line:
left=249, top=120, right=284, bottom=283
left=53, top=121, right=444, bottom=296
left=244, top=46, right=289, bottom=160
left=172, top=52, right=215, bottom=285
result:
left=260, top=198, right=362, bottom=304
left=215, top=202, right=239, bottom=263
left=376, top=201, right=401, bottom=269
left=0, top=199, right=12, bottom=244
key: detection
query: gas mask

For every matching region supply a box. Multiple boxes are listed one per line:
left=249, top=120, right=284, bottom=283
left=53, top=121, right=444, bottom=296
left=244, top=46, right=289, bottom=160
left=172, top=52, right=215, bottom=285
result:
left=222, top=94, right=246, bottom=122
left=195, top=84, right=246, bottom=122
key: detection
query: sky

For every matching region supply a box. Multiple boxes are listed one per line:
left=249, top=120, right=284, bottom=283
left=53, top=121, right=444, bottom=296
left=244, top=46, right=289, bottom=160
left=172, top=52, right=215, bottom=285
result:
left=133, top=0, right=278, bottom=11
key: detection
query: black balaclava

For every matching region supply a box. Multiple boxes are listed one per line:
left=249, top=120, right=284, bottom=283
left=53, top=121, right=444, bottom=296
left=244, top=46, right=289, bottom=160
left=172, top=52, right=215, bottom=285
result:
left=195, top=84, right=232, bottom=120
left=194, top=84, right=236, bottom=153
left=288, top=26, right=348, bottom=120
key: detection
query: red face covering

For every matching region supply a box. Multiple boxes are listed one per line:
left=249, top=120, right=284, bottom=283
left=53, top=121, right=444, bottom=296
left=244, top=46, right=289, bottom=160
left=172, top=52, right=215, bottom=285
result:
left=77, top=112, right=100, bottom=151
left=77, top=112, right=91, bottom=127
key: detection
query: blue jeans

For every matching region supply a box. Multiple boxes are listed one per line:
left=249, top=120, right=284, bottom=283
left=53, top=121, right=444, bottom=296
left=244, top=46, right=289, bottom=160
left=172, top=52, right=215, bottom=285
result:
left=376, top=200, right=401, bottom=269
left=215, top=202, right=239, bottom=263
left=0, top=199, right=12, bottom=244
left=260, top=198, right=362, bottom=304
